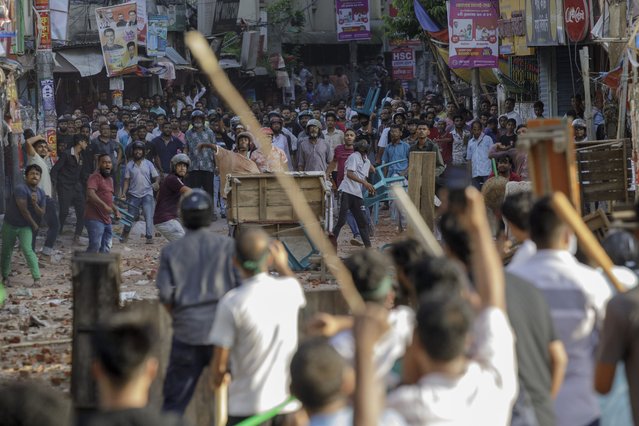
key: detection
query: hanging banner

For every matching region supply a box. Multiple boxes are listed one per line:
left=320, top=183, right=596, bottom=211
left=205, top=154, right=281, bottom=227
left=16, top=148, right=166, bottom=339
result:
left=147, top=14, right=168, bottom=57
left=391, top=47, right=415, bottom=80
left=7, top=73, right=21, bottom=134
left=211, top=0, right=240, bottom=33
left=95, top=2, right=138, bottom=77
left=136, top=0, right=146, bottom=45
left=34, top=0, right=47, bottom=11
left=336, top=0, right=371, bottom=41
left=525, top=0, right=565, bottom=46
left=448, top=0, right=499, bottom=69
left=37, top=10, right=51, bottom=51
left=40, top=78, right=56, bottom=130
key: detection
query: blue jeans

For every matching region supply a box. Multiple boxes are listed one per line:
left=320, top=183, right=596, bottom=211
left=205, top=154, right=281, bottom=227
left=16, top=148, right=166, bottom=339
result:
left=123, top=194, right=155, bottom=238
left=85, top=220, right=113, bottom=253
left=162, top=337, right=213, bottom=415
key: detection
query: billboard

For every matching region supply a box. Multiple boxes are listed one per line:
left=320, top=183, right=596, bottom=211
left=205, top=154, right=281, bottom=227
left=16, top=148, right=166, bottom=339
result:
left=336, top=0, right=371, bottom=41
left=391, top=47, right=415, bottom=80
left=525, top=0, right=565, bottom=46
left=95, top=2, right=138, bottom=76
left=147, top=15, right=168, bottom=56
left=448, top=0, right=499, bottom=69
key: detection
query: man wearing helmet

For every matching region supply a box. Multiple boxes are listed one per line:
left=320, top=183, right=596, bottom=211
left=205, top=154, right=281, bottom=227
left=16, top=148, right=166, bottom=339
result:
left=297, top=119, right=333, bottom=173
left=184, top=110, right=217, bottom=218
left=119, top=141, right=160, bottom=244
left=157, top=189, right=239, bottom=414
left=153, top=153, right=191, bottom=242
left=572, top=118, right=588, bottom=143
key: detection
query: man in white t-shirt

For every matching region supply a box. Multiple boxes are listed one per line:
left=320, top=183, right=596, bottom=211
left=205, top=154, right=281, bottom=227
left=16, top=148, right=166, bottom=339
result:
left=353, top=187, right=517, bottom=426
left=508, top=197, right=612, bottom=426
left=209, top=228, right=306, bottom=425
left=330, top=139, right=375, bottom=248
left=24, top=131, right=58, bottom=260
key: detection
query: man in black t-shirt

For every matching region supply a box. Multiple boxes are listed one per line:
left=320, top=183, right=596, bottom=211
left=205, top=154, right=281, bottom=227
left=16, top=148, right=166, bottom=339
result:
left=154, top=153, right=191, bottom=242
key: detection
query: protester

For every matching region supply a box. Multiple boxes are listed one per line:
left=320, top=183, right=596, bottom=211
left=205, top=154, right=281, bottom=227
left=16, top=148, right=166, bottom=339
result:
left=297, top=119, right=333, bottom=172
left=1, top=164, right=46, bottom=288
left=153, top=153, right=191, bottom=242
left=250, top=128, right=289, bottom=173
left=88, top=313, right=184, bottom=426
left=509, top=196, right=613, bottom=426
left=158, top=189, right=239, bottom=414
left=0, top=380, right=71, bottom=426
left=466, top=120, right=494, bottom=189
left=209, top=228, right=305, bottom=425
left=119, top=141, right=159, bottom=244
left=24, top=130, right=58, bottom=260
left=85, top=154, right=120, bottom=253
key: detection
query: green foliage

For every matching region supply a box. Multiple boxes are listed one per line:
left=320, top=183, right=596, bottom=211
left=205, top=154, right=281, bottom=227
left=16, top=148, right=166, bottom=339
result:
left=267, top=0, right=306, bottom=33
left=383, top=0, right=447, bottom=40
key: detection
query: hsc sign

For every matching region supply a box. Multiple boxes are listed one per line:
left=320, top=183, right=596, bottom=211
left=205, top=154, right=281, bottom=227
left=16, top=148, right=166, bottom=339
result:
left=392, top=48, right=415, bottom=80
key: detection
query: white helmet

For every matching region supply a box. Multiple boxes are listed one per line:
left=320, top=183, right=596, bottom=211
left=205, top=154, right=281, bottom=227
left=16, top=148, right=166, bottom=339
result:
left=170, top=153, right=190, bottom=172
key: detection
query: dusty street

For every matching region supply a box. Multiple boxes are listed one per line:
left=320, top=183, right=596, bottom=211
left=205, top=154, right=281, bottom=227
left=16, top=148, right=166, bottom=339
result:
left=0, top=209, right=401, bottom=394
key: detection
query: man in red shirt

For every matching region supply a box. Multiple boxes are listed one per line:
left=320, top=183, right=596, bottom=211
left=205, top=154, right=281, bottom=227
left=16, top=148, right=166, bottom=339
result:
left=487, top=155, right=522, bottom=182
left=85, top=154, right=120, bottom=253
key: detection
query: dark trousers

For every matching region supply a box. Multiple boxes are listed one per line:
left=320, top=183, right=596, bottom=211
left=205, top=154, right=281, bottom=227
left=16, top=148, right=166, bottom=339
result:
left=332, top=192, right=371, bottom=247
left=162, top=338, right=213, bottom=415
left=227, top=414, right=289, bottom=426
left=32, top=197, right=59, bottom=253
left=58, top=184, right=85, bottom=237
left=187, top=170, right=215, bottom=201
left=471, top=175, right=488, bottom=190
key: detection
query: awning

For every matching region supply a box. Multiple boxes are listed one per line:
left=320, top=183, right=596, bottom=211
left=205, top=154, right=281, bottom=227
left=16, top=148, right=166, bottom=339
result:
left=219, top=58, right=240, bottom=69
left=56, top=48, right=104, bottom=77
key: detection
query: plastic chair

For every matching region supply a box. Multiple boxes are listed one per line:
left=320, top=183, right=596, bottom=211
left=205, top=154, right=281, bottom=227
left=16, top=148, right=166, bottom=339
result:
left=363, top=159, right=408, bottom=224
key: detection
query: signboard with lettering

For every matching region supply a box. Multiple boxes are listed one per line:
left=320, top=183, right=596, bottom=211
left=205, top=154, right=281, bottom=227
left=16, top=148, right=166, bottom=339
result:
left=336, top=0, right=371, bottom=41
left=37, top=10, right=51, bottom=51
left=448, top=0, right=499, bottom=69
left=525, top=0, right=565, bottom=46
left=564, top=0, right=589, bottom=42
left=392, top=47, right=415, bottom=80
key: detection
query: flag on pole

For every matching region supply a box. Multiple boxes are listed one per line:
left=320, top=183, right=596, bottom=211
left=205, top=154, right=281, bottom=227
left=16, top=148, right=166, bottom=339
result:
left=414, top=0, right=440, bottom=32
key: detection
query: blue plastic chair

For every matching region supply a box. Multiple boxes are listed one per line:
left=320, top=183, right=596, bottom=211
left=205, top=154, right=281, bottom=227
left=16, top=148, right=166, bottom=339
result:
left=363, top=159, right=408, bottom=224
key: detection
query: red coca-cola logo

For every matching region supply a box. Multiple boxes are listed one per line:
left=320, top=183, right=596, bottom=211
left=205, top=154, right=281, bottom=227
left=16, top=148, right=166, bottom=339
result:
left=564, top=0, right=590, bottom=42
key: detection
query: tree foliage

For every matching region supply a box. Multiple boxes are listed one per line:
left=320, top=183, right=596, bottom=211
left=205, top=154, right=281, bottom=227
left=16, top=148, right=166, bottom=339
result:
left=383, top=0, right=447, bottom=40
left=267, top=0, right=306, bottom=33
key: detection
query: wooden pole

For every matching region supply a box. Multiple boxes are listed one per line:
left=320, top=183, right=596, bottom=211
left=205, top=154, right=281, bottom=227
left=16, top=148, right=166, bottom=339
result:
left=550, top=192, right=625, bottom=292
left=617, top=52, right=629, bottom=140
left=471, top=68, right=481, bottom=117
left=407, top=152, right=436, bottom=230
left=185, top=31, right=365, bottom=315
left=71, top=252, right=121, bottom=416
left=580, top=47, right=593, bottom=138
left=424, top=34, right=459, bottom=109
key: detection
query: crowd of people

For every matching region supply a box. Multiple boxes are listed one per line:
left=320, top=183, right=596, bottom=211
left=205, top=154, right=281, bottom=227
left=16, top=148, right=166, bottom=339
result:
left=1, top=80, right=636, bottom=426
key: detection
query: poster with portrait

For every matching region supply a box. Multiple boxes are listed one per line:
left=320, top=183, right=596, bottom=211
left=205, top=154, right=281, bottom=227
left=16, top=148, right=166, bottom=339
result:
left=157, top=1, right=186, bottom=31
left=447, top=0, right=499, bottom=69
left=95, top=2, right=139, bottom=76
left=147, top=15, right=168, bottom=56
left=335, top=0, right=371, bottom=41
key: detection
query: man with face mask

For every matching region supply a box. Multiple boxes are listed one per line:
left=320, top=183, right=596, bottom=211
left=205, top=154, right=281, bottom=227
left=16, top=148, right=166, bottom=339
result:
left=297, top=119, right=333, bottom=173
left=119, top=141, right=159, bottom=244
left=330, top=139, right=375, bottom=248
left=85, top=154, right=120, bottom=253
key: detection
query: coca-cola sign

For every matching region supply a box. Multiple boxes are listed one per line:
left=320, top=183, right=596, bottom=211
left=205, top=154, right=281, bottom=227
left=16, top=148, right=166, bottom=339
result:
left=564, top=0, right=590, bottom=42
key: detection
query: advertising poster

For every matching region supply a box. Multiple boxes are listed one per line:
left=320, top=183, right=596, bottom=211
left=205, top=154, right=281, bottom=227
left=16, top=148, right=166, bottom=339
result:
left=525, top=0, right=565, bottom=46
left=157, top=2, right=186, bottom=31
left=336, top=0, right=371, bottom=41
left=391, top=47, right=415, bottom=80
left=95, top=2, right=138, bottom=77
left=37, top=10, right=51, bottom=51
left=40, top=78, right=56, bottom=130
left=147, top=15, right=168, bottom=57
left=447, top=0, right=499, bottom=69
left=136, top=0, right=146, bottom=44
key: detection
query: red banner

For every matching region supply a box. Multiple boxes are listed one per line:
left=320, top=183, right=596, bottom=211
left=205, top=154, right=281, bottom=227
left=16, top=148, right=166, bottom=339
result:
left=37, top=10, right=51, bottom=51
left=391, top=47, right=415, bottom=80
left=34, top=0, right=48, bottom=11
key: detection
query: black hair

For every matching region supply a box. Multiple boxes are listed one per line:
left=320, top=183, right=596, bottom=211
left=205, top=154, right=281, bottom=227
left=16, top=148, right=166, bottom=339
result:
left=533, top=100, right=544, bottom=109
left=344, top=250, right=392, bottom=303
left=290, top=338, right=346, bottom=412
left=415, top=120, right=428, bottom=127
left=235, top=228, right=270, bottom=274
left=389, top=123, right=401, bottom=130
left=408, top=255, right=467, bottom=297
left=487, top=117, right=498, bottom=126
left=25, top=164, right=42, bottom=175
left=416, top=290, right=473, bottom=361
left=453, top=114, right=463, bottom=121
left=92, top=315, right=157, bottom=388
left=73, top=134, right=88, bottom=146
left=502, top=192, right=533, bottom=232
left=97, top=153, right=111, bottom=162
left=439, top=212, right=471, bottom=267
left=506, top=118, right=517, bottom=127
left=127, top=41, right=135, bottom=49
left=505, top=97, right=515, bottom=103
left=497, top=155, right=512, bottom=164
left=23, top=128, right=35, bottom=139
left=0, top=381, right=71, bottom=426
left=529, top=196, right=564, bottom=249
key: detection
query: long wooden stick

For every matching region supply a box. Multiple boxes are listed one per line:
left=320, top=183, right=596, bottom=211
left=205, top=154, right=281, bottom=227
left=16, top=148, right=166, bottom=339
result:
left=390, top=186, right=443, bottom=257
left=550, top=192, right=625, bottom=292
left=185, top=31, right=365, bottom=315
left=214, top=382, right=228, bottom=426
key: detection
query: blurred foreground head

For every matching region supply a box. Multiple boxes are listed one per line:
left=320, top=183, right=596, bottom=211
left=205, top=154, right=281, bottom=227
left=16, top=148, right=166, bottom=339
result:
left=0, top=380, right=71, bottom=426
